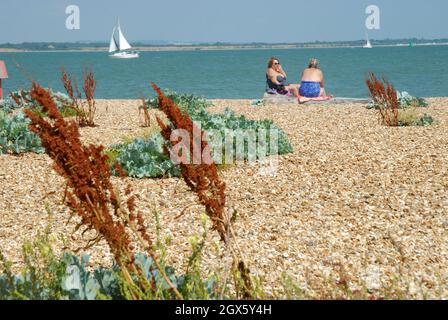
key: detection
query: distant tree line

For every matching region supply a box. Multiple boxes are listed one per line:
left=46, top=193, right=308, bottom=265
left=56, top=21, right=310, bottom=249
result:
left=1, top=38, right=447, bottom=51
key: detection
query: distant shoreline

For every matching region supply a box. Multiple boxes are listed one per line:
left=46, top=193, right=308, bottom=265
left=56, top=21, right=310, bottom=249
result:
left=1, top=42, right=448, bottom=53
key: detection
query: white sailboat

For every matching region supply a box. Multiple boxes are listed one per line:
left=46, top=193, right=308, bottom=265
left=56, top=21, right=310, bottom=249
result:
left=363, top=33, right=373, bottom=49
left=109, top=19, right=139, bottom=59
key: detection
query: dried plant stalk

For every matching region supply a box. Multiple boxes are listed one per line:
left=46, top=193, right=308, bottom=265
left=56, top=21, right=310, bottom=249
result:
left=83, top=69, right=97, bottom=126
left=151, top=83, right=254, bottom=298
left=366, top=72, right=399, bottom=126
left=139, top=97, right=151, bottom=127
left=60, top=67, right=97, bottom=127
left=151, top=82, right=228, bottom=242
left=25, top=82, right=133, bottom=265
left=24, top=82, right=182, bottom=299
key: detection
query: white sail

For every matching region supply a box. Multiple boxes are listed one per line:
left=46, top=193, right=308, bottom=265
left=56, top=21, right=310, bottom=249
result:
left=364, top=33, right=372, bottom=48
left=117, top=25, right=132, bottom=51
left=108, top=18, right=139, bottom=59
left=109, top=27, right=119, bottom=53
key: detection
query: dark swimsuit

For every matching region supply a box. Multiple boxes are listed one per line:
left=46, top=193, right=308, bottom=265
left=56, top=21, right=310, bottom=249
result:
left=266, top=74, right=289, bottom=93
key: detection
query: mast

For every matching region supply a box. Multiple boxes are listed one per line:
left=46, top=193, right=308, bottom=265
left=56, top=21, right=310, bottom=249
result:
left=364, top=32, right=372, bottom=48
left=117, top=18, right=132, bottom=51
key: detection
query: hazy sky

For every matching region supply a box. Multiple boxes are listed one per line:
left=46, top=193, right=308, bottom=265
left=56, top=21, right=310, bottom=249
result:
left=0, top=0, right=447, bottom=43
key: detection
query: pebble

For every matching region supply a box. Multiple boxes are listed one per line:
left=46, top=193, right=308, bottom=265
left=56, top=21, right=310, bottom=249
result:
left=1, top=98, right=447, bottom=299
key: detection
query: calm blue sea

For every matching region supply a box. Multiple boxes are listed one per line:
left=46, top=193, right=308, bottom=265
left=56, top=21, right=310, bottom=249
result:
left=1, top=46, right=448, bottom=99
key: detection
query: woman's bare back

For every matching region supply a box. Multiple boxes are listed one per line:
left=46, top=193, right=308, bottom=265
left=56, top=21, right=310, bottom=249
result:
left=301, top=68, right=323, bottom=82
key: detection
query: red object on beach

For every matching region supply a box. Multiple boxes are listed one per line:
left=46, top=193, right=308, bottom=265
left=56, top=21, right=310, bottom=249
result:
left=0, top=60, right=8, bottom=100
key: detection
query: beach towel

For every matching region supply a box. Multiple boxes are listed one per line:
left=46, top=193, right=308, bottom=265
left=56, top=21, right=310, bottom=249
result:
left=266, top=88, right=293, bottom=97
left=298, top=95, right=333, bottom=104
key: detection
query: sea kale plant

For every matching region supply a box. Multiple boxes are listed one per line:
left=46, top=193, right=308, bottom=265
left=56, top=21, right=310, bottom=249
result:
left=366, top=73, right=434, bottom=127
left=396, top=91, right=428, bottom=108
left=146, top=92, right=293, bottom=155
left=0, top=227, right=219, bottom=300
left=0, top=110, right=43, bottom=155
left=366, top=90, right=428, bottom=110
left=112, top=91, right=293, bottom=178
left=110, top=134, right=181, bottom=178
left=0, top=89, right=75, bottom=115
left=0, top=89, right=77, bottom=155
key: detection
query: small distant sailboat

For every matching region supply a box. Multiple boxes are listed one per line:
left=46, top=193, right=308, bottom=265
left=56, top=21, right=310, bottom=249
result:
left=363, top=33, right=373, bottom=49
left=109, top=19, right=139, bottom=59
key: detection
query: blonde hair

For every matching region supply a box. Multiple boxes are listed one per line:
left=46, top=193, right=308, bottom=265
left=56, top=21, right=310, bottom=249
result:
left=308, top=58, right=319, bottom=69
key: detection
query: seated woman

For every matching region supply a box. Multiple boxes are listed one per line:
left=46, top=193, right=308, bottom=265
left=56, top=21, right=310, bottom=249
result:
left=299, top=58, right=328, bottom=98
left=266, top=57, right=299, bottom=97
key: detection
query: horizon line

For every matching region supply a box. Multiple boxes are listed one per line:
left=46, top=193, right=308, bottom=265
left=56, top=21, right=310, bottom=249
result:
left=1, top=37, right=448, bottom=46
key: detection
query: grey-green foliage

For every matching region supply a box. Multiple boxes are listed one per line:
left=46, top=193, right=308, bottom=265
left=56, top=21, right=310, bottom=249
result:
left=146, top=91, right=210, bottom=115
left=194, top=108, right=294, bottom=156
left=0, top=89, right=73, bottom=114
left=367, top=90, right=428, bottom=109
left=111, top=133, right=181, bottom=178
left=0, top=251, right=218, bottom=300
left=0, top=252, right=121, bottom=300
left=0, top=99, right=19, bottom=114
left=0, top=217, right=222, bottom=300
left=0, top=257, right=65, bottom=300
left=397, top=91, right=428, bottom=108
left=417, top=114, right=435, bottom=126
left=61, top=254, right=122, bottom=300
left=114, top=92, right=293, bottom=178
left=0, top=111, right=43, bottom=155
left=147, top=92, right=292, bottom=154
left=0, top=232, right=67, bottom=300
left=0, top=89, right=74, bottom=155
left=398, top=113, right=435, bottom=127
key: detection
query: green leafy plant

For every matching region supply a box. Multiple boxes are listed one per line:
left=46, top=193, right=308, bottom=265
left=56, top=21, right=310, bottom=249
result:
left=110, top=134, right=181, bottom=178
left=116, top=92, right=293, bottom=178
left=0, top=213, right=222, bottom=300
left=397, top=91, right=428, bottom=108
left=152, top=93, right=293, bottom=155
left=366, top=73, right=435, bottom=127
left=0, top=89, right=75, bottom=115
left=397, top=108, right=435, bottom=127
left=0, top=231, right=67, bottom=300
left=0, top=111, right=44, bottom=155
left=366, top=90, right=428, bottom=110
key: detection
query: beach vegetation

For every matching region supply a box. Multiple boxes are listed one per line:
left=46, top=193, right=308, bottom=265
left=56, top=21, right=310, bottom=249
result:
left=4, top=82, right=256, bottom=300
left=110, top=134, right=181, bottom=178
left=60, top=67, right=97, bottom=127
left=0, top=110, right=43, bottom=155
left=366, top=73, right=434, bottom=127
left=112, top=91, right=293, bottom=178
left=397, top=108, right=435, bottom=127
left=139, top=97, right=152, bottom=127
left=367, top=90, right=428, bottom=110
left=0, top=212, right=264, bottom=300
left=0, top=89, right=76, bottom=116
left=396, top=91, right=428, bottom=108
left=0, top=222, right=219, bottom=300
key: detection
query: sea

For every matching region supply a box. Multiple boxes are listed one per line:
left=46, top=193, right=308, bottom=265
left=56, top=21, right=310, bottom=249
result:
left=1, top=45, right=448, bottom=99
